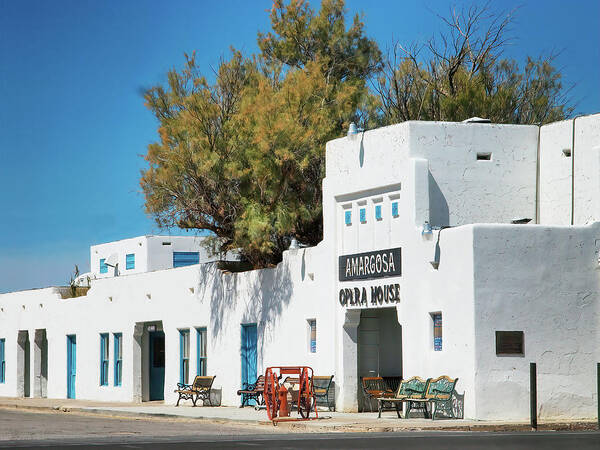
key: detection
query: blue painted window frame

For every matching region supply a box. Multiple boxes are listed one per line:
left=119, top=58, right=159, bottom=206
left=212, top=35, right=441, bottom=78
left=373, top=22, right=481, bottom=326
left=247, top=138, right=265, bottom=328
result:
left=179, top=329, right=190, bottom=384
left=308, top=320, right=316, bottom=353
left=173, top=252, right=200, bottom=268
left=0, top=339, right=5, bottom=383
left=433, top=313, right=442, bottom=351
left=113, top=333, right=122, bottom=386
left=99, top=258, right=108, bottom=274
left=125, top=254, right=135, bottom=270
left=391, top=202, right=399, bottom=217
left=100, top=333, right=109, bottom=386
left=196, top=327, right=207, bottom=376
left=375, top=204, right=382, bottom=220
left=360, top=208, right=366, bottom=223
left=344, top=210, right=352, bottom=225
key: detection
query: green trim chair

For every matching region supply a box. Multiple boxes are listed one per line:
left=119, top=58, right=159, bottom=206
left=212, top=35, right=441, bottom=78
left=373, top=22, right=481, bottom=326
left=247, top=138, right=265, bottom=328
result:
left=377, top=376, right=430, bottom=418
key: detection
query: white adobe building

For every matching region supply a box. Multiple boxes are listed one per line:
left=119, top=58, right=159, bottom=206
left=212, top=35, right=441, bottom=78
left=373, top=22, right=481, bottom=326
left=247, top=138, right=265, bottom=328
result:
left=0, top=114, right=599, bottom=421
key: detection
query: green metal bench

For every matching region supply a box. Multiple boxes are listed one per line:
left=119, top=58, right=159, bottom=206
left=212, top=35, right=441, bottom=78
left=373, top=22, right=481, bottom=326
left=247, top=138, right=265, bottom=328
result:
left=377, top=376, right=430, bottom=418
left=423, top=375, right=458, bottom=420
left=312, top=375, right=335, bottom=411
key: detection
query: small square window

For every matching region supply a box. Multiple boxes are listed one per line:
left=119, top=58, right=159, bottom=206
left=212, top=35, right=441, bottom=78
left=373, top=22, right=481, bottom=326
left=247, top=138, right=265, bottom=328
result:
left=360, top=208, right=366, bottom=223
left=496, top=331, right=524, bottom=355
left=344, top=210, right=352, bottom=225
left=375, top=204, right=382, bottom=220
left=125, top=254, right=135, bottom=270
left=391, top=202, right=399, bottom=217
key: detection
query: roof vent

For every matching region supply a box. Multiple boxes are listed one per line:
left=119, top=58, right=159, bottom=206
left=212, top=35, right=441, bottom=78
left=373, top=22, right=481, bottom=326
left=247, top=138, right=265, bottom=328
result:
left=462, top=117, right=491, bottom=123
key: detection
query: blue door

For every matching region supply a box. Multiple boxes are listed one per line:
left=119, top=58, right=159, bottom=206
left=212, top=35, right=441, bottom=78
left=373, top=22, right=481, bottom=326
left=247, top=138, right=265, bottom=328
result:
left=66, top=335, right=76, bottom=399
left=241, top=324, right=258, bottom=405
left=149, top=331, right=165, bottom=400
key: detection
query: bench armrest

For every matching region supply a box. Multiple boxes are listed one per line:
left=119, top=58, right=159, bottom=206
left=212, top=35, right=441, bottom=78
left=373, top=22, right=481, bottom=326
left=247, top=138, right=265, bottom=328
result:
left=177, top=382, right=192, bottom=390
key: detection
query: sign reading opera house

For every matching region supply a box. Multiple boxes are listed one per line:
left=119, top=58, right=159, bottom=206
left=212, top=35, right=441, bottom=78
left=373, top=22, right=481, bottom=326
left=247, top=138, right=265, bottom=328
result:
left=338, top=248, right=402, bottom=308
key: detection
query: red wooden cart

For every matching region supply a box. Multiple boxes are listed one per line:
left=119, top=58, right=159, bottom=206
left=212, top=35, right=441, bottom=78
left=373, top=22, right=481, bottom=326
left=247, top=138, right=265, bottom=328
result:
left=263, top=366, right=319, bottom=423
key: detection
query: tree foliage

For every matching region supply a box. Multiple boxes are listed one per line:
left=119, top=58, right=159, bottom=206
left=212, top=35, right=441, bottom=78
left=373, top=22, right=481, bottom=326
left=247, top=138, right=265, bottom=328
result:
left=141, top=1, right=573, bottom=268
left=373, top=4, right=573, bottom=125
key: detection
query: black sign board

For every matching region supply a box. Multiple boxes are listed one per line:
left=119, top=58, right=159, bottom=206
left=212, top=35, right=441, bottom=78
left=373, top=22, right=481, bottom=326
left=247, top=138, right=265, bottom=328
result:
left=339, top=247, right=401, bottom=282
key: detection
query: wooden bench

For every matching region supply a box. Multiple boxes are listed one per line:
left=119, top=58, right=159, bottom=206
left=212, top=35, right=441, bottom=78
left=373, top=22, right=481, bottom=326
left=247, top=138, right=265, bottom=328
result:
left=377, top=376, right=429, bottom=418
left=174, top=375, right=215, bottom=407
left=361, top=377, right=395, bottom=412
left=312, top=375, right=335, bottom=411
left=237, top=375, right=265, bottom=408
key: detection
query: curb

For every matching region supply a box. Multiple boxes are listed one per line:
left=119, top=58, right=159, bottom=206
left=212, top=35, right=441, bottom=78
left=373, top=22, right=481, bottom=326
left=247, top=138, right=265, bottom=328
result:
left=0, top=403, right=597, bottom=434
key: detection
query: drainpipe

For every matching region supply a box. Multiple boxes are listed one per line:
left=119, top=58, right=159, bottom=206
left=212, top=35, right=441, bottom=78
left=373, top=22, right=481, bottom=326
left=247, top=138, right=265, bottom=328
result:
left=571, top=117, right=577, bottom=225
left=535, top=124, right=541, bottom=224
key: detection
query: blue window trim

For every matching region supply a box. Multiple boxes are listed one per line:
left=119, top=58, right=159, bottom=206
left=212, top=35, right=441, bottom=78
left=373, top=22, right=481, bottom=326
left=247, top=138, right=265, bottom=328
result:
left=391, top=202, right=399, bottom=217
left=344, top=210, right=352, bottom=225
left=375, top=204, right=382, bottom=220
left=99, top=258, right=108, bottom=274
left=113, top=333, right=122, bottom=386
left=173, top=252, right=200, bottom=268
left=309, top=320, right=316, bottom=353
left=0, top=339, right=5, bottom=383
left=360, top=208, right=366, bottom=223
left=433, top=313, right=442, bottom=351
left=100, top=333, right=109, bottom=386
left=196, top=327, right=207, bottom=376
left=179, top=329, right=190, bottom=384
left=125, top=254, right=135, bottom=270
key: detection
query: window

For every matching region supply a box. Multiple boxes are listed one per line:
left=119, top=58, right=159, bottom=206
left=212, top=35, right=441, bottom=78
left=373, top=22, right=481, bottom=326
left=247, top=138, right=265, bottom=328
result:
left=173, top=252, right=200, bottom=268
left=375, top=204, right=382, bottom=220
left=196, top=327, right=207, bottom=376
left=99, top=259, right=108, bottom=274
left=360, top=208, right=366, bottom=223
left=179, top=329, right=190, bottom=384
left=100, top=334, right=109, bottom=385
left=344, top=210, right=352, bottom=225
left=391, top=202, right=399, bottom=217
left=113, top=333, right=122, bottom=386
left=0, top=339, right=5, bottom=383
left=308, top=319, right=316, bottom=353
left=496, top=331, right=524, bottom=355
left=125, top=254, right=135, bottom=270
left=432, top=313, right=442, bottom=351
left=477, top=152, right=492, bottom=161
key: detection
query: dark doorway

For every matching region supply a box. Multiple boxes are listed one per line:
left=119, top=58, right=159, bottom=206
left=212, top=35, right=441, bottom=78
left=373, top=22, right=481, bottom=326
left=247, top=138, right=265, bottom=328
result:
left=149, top=331, right=165, bottom=401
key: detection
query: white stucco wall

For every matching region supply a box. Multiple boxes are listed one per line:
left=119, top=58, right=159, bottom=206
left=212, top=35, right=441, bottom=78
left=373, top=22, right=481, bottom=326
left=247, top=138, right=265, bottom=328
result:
left=472, top=223, right=600, bottom=420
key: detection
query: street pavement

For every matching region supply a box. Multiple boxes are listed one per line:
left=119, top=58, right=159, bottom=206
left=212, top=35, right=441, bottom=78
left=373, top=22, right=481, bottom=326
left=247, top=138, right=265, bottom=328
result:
left=0, top=408, right=599, bottom=449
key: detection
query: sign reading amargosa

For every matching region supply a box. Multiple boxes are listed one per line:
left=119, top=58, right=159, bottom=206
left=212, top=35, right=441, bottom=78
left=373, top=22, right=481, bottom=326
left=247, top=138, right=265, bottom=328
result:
left=338, top=247, right=402, bottom=282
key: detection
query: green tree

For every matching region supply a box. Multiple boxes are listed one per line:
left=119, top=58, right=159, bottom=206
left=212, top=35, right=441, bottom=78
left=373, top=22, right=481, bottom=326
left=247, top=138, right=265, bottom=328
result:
left=141, top=0, right=380, bottom=267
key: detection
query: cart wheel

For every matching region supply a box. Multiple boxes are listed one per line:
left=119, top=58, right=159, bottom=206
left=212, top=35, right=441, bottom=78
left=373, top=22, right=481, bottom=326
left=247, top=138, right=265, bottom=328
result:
left=264, top=369, right=279, bottom=421
left=298, top=368, right=315, bottom=419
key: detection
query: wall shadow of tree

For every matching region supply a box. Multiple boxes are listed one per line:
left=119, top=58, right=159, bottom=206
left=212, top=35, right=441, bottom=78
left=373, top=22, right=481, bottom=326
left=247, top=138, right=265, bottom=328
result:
left=194, top=256, right=295, bottom=364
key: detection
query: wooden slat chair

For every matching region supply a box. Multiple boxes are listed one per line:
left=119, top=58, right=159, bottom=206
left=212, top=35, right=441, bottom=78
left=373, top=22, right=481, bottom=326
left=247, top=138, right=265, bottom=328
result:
left=312, top=375, right=335, bottom=411
left=377, top=376, right=430, bottom=418
left=423, top=375, right=459, bottom=420
left=361, top=377, right=395, bottom=412
left=237, top=375, right=265, bottom=408
left=174, top=375, right=215, bottom=407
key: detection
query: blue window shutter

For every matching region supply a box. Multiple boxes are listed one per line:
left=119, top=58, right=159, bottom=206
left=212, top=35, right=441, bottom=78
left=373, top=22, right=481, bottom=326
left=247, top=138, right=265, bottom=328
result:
left=100, top=334, right=108, bottom=385
left=360, top=208, right=366, bottom=223
left=196, top=327, right=207, bottom=376
left=179, top=331, right=184, bottom=383
left=392, top=202, right=399, bottom=217
left=173, top=252, right=200, bottom=268
left=125, top=254, right=135, bottom=270
left=114, top=333, right=122, bottom=386
left=99, top=259, right=107, bottom=274
left=375, top=204, right=382, bottom=220
left=344, top=210, right=352, bottom=225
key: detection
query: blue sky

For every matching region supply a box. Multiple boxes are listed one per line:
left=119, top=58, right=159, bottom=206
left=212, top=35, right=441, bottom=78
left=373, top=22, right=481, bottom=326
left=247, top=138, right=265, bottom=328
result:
left=1, top=0, right=598, bottom=293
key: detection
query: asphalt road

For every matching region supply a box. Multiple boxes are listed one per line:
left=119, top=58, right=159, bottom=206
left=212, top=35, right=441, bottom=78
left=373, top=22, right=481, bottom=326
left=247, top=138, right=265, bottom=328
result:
left=0, top=408, right=599, bottom=449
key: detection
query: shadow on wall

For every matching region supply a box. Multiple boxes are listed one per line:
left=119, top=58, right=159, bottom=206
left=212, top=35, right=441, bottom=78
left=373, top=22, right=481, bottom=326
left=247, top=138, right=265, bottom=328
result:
left=194, top=259, right=294, bottom=353
left=429, top=171, right=449, bottom=227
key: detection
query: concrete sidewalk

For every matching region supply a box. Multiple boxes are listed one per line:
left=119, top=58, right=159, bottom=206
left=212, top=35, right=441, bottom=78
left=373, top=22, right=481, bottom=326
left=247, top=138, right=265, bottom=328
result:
left=0, top=397, right=596, bottom=433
